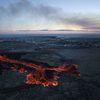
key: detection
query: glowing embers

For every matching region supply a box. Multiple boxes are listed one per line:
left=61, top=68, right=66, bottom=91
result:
left=0, top=55, right=80, bottom=87
left=26, top=70, right=59, bottom=87
left=26, top=73, right=58, bottom=87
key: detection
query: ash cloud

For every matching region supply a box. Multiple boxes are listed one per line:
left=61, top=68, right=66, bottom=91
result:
left=59, top=16, right=100, bottom=31
left=0, top=0, right=100, bottom=32
left=0, top=0, right=59, bottom=18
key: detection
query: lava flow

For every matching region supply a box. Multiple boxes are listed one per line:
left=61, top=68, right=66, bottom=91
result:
left=0, top=55, right=80, bottom=87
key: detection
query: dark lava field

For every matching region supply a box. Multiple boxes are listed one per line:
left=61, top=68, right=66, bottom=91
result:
left=0, top=35, right=100, bottom=100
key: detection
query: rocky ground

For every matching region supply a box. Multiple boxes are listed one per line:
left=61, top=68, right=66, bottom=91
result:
left=0, top=36, right=100, bottom=100
left=0, top=49, right=100, bottom=100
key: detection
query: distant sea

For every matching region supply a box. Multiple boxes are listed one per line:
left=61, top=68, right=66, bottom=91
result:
left=0, top=33, right=100, bottom=38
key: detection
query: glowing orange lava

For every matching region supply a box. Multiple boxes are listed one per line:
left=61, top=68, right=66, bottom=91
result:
left=0, top=55, right=80, bottom=87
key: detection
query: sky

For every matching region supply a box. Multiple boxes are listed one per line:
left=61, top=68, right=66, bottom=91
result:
left=0, top=0, right=100, bottom=33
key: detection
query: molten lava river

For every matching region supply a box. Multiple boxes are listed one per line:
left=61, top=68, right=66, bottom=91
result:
left=0, top=55, right=80, bottom=87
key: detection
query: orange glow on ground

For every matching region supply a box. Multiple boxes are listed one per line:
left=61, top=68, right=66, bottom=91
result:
left=0, top=55, right=80, bottom=87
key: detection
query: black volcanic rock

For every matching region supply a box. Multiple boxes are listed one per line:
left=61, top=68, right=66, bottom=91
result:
left=0, top=75, right=100, bottom=100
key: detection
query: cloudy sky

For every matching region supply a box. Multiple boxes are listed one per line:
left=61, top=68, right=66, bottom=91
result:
left=0, top=0, right=100, bottom=33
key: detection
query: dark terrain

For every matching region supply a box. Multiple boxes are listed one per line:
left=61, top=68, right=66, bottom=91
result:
left=0, top=34, right=100, bottom=100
